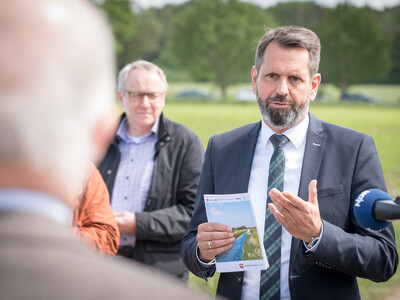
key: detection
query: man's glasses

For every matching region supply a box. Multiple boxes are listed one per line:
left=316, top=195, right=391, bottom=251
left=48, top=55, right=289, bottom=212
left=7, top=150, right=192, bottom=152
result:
left=124, top=90, right=164, bottom=102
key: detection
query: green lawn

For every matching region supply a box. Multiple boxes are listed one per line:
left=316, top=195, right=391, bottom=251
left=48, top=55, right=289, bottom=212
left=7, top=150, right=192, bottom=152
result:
left=162, top=99, right=400, bottom=300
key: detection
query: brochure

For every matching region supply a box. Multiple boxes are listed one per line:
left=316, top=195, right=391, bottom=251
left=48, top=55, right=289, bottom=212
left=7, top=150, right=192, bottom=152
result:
left=204, top=193, right=269, bottom=273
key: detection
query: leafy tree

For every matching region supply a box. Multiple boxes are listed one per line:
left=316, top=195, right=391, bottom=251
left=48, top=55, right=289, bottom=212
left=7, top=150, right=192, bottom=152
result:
left=155, top=5, right=182, bottom=58
left=378, top=5, right=400, bottom=83
left=128, top=8, right=163, bottom=62
left=92, top=0, right=136, bottom=69
left=166, top=0, right=275, bottom=98
left=320, top=4, right=391, bottom=93
left=267, top=1, right=327, bottom=33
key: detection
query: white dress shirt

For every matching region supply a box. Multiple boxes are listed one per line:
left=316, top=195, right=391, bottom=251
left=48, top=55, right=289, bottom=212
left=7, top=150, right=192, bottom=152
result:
left=241, top=115, right=309, bottom=300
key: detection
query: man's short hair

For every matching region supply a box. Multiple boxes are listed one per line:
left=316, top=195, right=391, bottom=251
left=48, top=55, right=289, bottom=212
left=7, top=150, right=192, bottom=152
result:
left=117, top=60, right=168, bottom=94
left=255, top=26, right=321, bottom=76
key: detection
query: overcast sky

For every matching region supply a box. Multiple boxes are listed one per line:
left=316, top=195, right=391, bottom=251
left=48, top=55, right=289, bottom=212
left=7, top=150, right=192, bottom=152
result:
left=135, top=0, right=400, bottom=10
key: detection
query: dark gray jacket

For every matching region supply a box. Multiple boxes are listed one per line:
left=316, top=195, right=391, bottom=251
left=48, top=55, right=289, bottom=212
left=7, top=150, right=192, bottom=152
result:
left=99, top=113, right=204, bottom=278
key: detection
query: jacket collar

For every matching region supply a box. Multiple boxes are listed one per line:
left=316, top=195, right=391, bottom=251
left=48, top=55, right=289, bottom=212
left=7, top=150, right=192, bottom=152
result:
left=155, top=113, right=171, bottom=156
left=236, top=121, right=262, bottom=193
left=113, top=112, right=169, bottom=145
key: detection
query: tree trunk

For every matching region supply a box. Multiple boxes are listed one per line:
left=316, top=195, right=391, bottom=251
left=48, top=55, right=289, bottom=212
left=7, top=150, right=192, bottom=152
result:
left=220, top=84, right=227, bottom=100
left=340, top=64, right=349, bottom=96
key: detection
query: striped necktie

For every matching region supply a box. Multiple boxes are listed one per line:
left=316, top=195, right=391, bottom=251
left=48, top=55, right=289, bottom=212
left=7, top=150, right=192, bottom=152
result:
left=260, top=134, right=290, bottom=300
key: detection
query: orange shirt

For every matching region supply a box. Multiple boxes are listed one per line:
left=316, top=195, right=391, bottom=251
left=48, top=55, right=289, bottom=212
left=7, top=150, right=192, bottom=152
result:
left=72, top=163, right=119, bottom=255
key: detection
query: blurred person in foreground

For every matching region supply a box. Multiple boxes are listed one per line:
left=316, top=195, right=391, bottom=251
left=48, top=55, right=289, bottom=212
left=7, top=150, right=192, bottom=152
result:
left=0, top=0, right=209, bottom=299
left=72, top=163, right=119, bottom=256
left=181, top=26, right=398, bottom=300
left=98, top=60, right=204, bottom=279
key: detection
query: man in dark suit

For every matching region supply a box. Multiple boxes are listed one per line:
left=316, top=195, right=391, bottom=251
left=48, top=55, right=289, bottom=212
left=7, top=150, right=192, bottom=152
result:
left=181, top=26, right=398, bottom=300
left=0, top=1, right=208, bottom=299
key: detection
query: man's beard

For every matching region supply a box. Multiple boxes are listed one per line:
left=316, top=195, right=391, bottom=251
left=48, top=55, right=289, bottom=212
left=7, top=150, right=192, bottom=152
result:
left=257, top=90, right=310, bottom=131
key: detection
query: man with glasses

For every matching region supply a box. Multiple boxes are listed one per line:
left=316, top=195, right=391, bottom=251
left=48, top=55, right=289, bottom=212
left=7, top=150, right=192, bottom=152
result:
left=99, top=60, right=204, bottom=280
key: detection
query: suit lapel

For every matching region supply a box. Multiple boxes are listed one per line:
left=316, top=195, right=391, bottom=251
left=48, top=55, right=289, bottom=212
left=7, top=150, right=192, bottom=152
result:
left=298, top=113, right=326, bottom=199
left=290, top=113, right=326, bottom=270
left=236, top=122, right=261, bottom=193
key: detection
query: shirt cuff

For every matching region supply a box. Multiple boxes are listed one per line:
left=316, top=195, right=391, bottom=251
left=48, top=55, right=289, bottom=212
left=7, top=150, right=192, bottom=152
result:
left=196, top=244, right=216, bottom=266
left=304, top=222, right=324, bottom=253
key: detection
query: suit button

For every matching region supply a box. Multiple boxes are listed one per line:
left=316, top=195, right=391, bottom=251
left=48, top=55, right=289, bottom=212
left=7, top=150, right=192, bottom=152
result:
left=236, top=276, right=243, bottom=284
left=107, top=169, right=112, bottom=175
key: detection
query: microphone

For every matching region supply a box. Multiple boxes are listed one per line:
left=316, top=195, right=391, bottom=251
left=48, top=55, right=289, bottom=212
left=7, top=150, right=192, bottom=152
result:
left=353, top=189, right=400, bottom=231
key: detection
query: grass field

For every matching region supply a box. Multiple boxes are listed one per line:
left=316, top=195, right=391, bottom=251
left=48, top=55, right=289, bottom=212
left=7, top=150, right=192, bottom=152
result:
left=161, top=86, right=400, bottom=300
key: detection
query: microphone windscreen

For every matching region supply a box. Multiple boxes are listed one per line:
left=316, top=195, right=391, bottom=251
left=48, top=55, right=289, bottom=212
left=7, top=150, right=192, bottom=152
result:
left=354, top=189, right=392, bottom=231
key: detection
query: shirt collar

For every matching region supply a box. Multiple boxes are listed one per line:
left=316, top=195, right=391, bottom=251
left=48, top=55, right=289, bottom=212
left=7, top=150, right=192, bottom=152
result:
left=117, top=117, right=159, bottom=144
left=260, top=114, right=309, bottom=149
left=0, top=189, right=71, bottom=225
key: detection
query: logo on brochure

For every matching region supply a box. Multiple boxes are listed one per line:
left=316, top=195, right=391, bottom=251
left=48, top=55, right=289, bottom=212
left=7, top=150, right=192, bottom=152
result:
left=239, top=264, right=244, bottom=269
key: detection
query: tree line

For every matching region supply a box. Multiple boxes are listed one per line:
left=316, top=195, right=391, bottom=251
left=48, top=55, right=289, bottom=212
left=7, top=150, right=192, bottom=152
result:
left=92, top=0, right=400, bottom=96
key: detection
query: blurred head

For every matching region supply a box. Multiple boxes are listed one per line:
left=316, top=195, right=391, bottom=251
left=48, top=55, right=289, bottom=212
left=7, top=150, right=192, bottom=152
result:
left=117, top=60, right=168, bottom=137
left=0, top=0, right=115, bottom=202
left=251, top=26, right=321, bottom=133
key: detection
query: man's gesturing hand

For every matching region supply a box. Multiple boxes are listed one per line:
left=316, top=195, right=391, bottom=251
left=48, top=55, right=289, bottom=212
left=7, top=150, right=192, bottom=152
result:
left=268, top=179, right=322, bottom=243
left=197, top=222, right=236, bottom=263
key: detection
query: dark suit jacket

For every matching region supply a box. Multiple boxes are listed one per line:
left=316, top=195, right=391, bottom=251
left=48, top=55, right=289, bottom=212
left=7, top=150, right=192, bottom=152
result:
left=181, top=113, right=398, bottom=300
left=0, top=210, right=208, bottom=300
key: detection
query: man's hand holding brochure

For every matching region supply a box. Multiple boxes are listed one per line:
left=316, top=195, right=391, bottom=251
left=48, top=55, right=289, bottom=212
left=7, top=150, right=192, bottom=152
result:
left=202, top=193, right=269, bottom=273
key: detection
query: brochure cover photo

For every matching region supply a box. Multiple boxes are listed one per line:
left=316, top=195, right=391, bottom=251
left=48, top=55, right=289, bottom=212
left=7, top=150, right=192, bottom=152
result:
left=204, top=193, right=268, bottom=273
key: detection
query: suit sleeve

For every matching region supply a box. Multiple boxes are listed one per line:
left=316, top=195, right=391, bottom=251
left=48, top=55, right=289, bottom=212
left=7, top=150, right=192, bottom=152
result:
left=302, top=134, right=398, bottom=282
left=181, top=138, right=217, bottom=279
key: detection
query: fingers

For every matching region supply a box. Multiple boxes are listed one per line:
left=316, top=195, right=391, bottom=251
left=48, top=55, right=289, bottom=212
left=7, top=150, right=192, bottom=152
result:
left=268, top=189, right=297, bottom=222
left=197, top=223, right=234, bottom=246
left=197, top=222, right=235, bottom=262
left=269, top=180, right=318, bottom=212
left=268, top=181, right=321, bottom=241
left=268, top=202, right=286, bottom=226
left=308, top=179, right=318, bottom=207
left=199, top=222, right=232, bottom=233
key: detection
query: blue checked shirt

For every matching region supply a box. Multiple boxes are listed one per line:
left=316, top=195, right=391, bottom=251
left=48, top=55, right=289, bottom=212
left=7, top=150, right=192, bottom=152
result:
left=111, top=117, right=158, bottom=247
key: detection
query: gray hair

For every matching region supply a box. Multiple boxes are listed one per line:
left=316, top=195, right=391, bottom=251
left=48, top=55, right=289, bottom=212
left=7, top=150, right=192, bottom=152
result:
left=117, top=60, right=168, bottom=93
left=0, top=0, right=115, bottom=197
left=255, top=26, right=321, bottom=76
